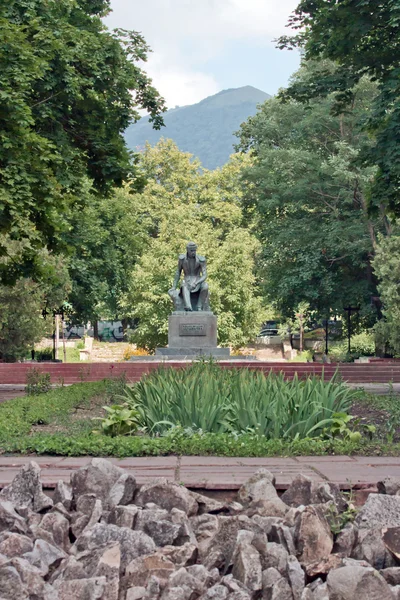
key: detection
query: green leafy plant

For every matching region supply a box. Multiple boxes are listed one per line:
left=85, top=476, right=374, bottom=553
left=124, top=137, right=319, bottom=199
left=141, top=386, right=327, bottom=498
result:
left=93, top=403, right=141, bottom=437
left=25, top=368, right=51, bottom=396
left=327, top=488, right=358, bottom=536
left=122, top=362, right=356, bottom=439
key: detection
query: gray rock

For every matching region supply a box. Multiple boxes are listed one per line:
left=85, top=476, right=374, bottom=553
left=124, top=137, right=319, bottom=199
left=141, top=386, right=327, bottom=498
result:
left=238, top=470, right=288, bottom=516
left=168, top=566, right=205, bottom=596
left=126, top=587, right=147, bottom=600
left=261, top=567, right=293, bottom=600
left=381, top=567, right=400, bottom=585
left=0, top=564, right=28, bottom=599
left=108, top=505, right=139, bottom=529
left=378, top=477, right=400, bottom=496
left=301, top=579, right=329, bottom=600
left=190, top=491, right=227, bottom=515
left=232, top=542, right=262, bottom=592
left=333, top=523, right=356, bottom=557
left=355, top=494, right=400, bottom=529
left=9, top=556, right=50, bottom=598
left=73, top=524, right=155, bottom=573
left=70, top=458, right=136, bottom=509
left=54, top=481, right=73, bottom=510
left=391, top=585, right=400, bottom=600
left=135, top=479, right=197, bottom=516
left=228, top=593, right=251, bottom=600
left=351, top=527, right=397, bottom=569
left=188, top=564, right=219, bottom=588
left=191, top=514, right=219, bottom=555
left=135, top=507, right=181, bottom=547
left=54, top=576, right=106, bottom=599
left=23, top=538, right=67, bottom=576
left=0, top=532, right=33, bottom=557
left=294, top=505, right=333, bottom=564
left=93, top=543, right=120, bottom=600
left=254, top=541, right=289, bottom=575
left=287, top=555, right=305, bottom=600
left=0, top=461, right=53, bottom=512
left=281, top=475, right=346, bottom=511
left=39, top=511, right=70, bottom=552
left=0, top=501, right=27, bottom=534
left=269, top=523, right=296, bottom=555
left=158, top=543, right=198, bottom=567
left=123, top=553, right=176, bottom=589
left=327, top=565, right=394, bottom=599
left=170, top=508, right=197, bottom=546
left=199, top=585, right=229, bottom=599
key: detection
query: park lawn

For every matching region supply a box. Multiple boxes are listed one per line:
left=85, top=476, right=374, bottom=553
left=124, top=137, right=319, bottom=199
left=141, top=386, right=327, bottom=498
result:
left=0, top=379, right=399, bottom=458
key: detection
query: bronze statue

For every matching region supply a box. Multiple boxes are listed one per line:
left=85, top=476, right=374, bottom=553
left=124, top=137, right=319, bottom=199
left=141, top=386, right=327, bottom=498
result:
left=168, top=242, right=210, bottom=312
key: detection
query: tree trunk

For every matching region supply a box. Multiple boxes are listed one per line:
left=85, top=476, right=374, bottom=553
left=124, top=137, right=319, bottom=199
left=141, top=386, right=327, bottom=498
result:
left=93, top=320, right=99, bottom=341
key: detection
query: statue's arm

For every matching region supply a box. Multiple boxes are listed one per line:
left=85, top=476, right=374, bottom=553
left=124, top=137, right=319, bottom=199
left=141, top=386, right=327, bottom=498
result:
left=198, top=258, right=207, bottom=284
left=172, top=259, right=182, bottom=289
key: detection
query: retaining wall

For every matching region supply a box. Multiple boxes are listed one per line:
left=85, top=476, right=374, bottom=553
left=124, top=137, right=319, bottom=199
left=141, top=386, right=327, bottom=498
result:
left=1, top=361, right=400, bottom=384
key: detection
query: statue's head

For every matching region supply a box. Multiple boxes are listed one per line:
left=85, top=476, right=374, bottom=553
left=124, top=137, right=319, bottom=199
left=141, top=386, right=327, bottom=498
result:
left=186, top=241, right=197, bottom=259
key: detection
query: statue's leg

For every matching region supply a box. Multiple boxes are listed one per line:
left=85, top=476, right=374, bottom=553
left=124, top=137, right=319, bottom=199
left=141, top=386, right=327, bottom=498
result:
left=182, top=283, right=192, bottom=311
left=198, top=282, right=209, bottom=311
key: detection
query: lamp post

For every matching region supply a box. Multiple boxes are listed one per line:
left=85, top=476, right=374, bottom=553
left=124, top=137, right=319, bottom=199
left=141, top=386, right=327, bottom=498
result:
left=343, top=306, right=360, bottom=354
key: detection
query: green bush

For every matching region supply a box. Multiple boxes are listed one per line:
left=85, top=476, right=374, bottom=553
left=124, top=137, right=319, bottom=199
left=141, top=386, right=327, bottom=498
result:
left=329, top=331, right=375, bottom=362
left=25, top=368, right=51, bottom=396
left=122, top=362, right=355, bottom=439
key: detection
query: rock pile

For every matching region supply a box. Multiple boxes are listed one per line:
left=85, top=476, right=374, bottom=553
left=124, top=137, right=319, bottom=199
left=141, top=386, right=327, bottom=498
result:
left=1, top=459, right=400, bottom=599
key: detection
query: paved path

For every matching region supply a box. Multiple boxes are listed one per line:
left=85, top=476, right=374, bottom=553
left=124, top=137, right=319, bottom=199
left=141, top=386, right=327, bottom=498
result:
left=0, top=455, right=398, bottom=491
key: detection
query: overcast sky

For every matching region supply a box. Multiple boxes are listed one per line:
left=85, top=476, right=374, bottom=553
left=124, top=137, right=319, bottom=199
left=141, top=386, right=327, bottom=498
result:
left=105, top=0, right=301, bottom=109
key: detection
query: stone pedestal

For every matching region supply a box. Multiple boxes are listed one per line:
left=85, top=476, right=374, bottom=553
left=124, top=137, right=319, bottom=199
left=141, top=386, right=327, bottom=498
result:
left=155, top=312, right=230, bottom=358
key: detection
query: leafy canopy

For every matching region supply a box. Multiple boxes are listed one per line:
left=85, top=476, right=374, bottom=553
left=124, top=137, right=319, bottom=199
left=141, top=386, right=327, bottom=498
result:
left=237, top=63, right=383, bottom=323
left=0, top=0, right=165, bottom=282
left=278, top=0, right=400, bottom=217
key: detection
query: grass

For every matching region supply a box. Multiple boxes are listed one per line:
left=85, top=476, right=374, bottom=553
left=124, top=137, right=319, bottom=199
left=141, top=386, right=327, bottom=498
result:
left=0, top=376, right=399, bottom=457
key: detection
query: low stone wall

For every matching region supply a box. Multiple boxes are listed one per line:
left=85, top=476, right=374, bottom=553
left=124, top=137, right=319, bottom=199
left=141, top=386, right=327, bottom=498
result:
left=1, top=361, right=400, bottom=384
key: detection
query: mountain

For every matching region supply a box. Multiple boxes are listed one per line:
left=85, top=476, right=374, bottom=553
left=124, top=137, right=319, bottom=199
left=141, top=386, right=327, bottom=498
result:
left=125, top=86, right=271, bottom=170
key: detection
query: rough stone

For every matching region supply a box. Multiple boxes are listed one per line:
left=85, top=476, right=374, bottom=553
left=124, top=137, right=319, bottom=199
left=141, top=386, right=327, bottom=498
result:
left=0, top=564, right=28, bottom=599
left=294, top=505, right=333, bottom=564
left=135, top=507, right=181, bottom=546
left=24, top=538, right=67, bottom=576
left=383, top=527, right=400, bottom=561
left=0, top=461, right=53, bottom=512
left=72, top=524, right=155, bottom=573
left=305, top=554, right=344, bottom=578
left=0, top=532, right=33, bottom=557
left=238, top=470, right=288, bottom=516
left=355, top=494, right=400, bottom=529
left=351, top=527, right=396, bottom=569
left=199, top=584, right=229, bottom=599
left=0, top=501, right=27, bottom=534
left=123, top=553, right=176, bottom=589
left=377, top=477, right=400, bottom=496
left=287, top=555, right=305, bottom=600
left=332, top=523, right=356, bottom=557
left=381, top=567, right=400, bottom=586
left=70, top=458, right=136, bottom=509
left=281, top=475, right=346, bottom=512
left=39, top=511, right=70, bottom=552
left=54, top=481, right=73, bottom=511
left=108, top=505, right=139, bottom=529
left=261, top=567, right=293, bottom=600
left=135, top=479, right=198, bottom=516
left=232, top=542, right=262, bottom=592
left=54, top=576, right=106, bottom=599
left=326, top=565, right=394, bottom=600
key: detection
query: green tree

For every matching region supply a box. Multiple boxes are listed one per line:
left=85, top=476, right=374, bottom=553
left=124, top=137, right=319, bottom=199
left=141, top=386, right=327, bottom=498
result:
left=373, top=230, right=400, bottom=354
left=278, top=0, right=400, bottom=218
left=237, top=64, right=383, bottom=324
left=0, top=0, right=165, bottom=282
left=120, top=140, right=266, bottom=350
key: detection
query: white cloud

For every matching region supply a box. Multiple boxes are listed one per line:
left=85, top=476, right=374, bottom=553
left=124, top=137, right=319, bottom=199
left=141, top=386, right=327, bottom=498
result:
left=106, top=0, right=299, bottom=107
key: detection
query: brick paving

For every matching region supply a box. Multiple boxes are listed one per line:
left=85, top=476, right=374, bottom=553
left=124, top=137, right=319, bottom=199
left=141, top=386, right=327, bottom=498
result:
left=0, top=455, right=398, bottom=491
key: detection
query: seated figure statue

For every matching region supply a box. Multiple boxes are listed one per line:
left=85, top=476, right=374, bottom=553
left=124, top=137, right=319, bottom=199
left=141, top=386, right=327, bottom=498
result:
left=168, top=242, right=210, bottom=312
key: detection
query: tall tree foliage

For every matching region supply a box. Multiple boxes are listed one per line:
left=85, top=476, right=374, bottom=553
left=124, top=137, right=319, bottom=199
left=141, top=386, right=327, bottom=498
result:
left=120, top=140, right=266, bottom=350
left=237, top=64, right=383, bottom=323
left=0, top=0, right=165, bottom=282
left=278, top=0, right=400, bottom=218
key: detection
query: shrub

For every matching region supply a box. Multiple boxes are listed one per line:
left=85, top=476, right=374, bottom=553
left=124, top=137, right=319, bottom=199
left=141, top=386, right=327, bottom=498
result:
left=329, top=331, right=375, bottom=362
left=122, top=362, right=355, bottom=439
left=25, top=368, right=51, bottom=396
